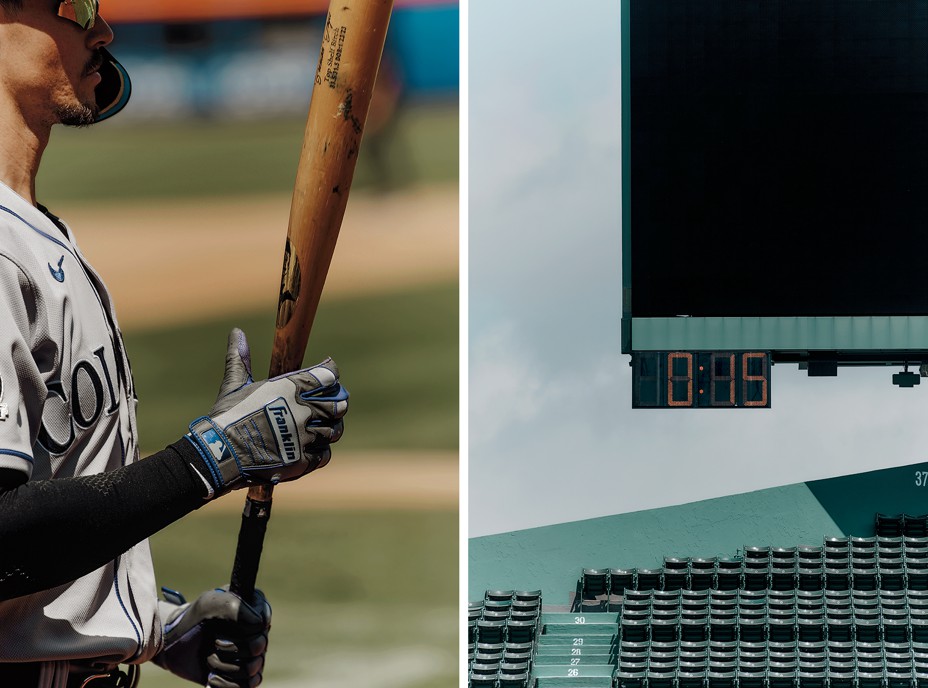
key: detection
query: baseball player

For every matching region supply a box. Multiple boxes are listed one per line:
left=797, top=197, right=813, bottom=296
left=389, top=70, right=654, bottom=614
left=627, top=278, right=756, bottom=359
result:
left=0, top=1, right=349, bottom=686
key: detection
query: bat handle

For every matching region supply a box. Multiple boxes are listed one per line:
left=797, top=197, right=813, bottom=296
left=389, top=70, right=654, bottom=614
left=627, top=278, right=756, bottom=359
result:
left=229, top=485, right=275, bottom=602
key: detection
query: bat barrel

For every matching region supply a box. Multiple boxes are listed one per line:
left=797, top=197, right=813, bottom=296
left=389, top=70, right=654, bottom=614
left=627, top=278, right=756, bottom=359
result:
left=229, top=0, right=394, bottom=602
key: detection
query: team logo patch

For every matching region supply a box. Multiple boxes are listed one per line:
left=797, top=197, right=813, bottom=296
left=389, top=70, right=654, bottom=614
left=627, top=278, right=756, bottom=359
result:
left=267, top=399, right=299, bottom=464
left=48, top=256, right=65, bottom=283
left=201, top=428, right=231, bottom=463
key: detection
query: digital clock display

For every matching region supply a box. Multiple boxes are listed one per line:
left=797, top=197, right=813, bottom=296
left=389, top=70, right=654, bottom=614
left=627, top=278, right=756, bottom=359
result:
left=632, top=351, right=771, bottom=408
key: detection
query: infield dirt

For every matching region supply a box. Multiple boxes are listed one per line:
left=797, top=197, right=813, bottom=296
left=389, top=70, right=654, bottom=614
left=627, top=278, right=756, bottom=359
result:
left=64, top=184, right=458, bottom=330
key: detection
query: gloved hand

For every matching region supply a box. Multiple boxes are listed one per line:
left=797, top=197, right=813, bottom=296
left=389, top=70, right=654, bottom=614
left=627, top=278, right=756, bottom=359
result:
left=185, top=328, right=348, bottom=498
left=154, top=586, right=271, bottom=688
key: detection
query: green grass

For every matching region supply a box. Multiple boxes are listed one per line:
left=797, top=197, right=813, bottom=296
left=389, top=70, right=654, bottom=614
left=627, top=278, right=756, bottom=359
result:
left=125, top=281, right=458, bottom=454
left=141, top=508, right=458, bottom=688
left=36, top=103, right=458, bottom=203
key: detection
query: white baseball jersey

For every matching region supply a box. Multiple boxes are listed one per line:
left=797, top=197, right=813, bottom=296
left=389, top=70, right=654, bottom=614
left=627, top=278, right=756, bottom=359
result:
left=0, top=181, right=161, bottom=664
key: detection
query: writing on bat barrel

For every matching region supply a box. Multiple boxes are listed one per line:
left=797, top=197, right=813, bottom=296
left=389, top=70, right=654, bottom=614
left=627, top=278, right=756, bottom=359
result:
left=315, top=14, right=348, bottom=88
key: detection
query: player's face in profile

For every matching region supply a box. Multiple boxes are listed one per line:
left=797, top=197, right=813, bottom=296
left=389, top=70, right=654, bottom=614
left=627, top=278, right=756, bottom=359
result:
left=0, top=0, right=113, bottom=126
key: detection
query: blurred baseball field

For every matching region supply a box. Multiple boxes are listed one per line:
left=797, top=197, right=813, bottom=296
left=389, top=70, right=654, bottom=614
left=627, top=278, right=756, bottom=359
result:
left=36, top=103, right=458, bottom=687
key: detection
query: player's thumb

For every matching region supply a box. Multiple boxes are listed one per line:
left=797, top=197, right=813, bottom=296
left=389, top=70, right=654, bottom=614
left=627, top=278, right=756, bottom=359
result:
left=217, top=328, right=254, bottom=400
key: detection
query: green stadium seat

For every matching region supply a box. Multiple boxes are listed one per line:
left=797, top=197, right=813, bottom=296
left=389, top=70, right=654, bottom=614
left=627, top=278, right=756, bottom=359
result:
left=498, top=661, right=528, bottom=675
left=823, top=538, right=849, bottom=564
left=690, top=559, right=717, bottom=591
left=677, top=669, right=706, bottom=688
left=797, top=614, right=824, bottom=642
left=707, top=670, right=736, bottom=688
left=715, top=560, right=742, bottom=591
left=850, top=537, right=876, bottom=560
left=477, top=621, right=507, bottom=645
left=826, top=669, right=854, bottom=688
left=797, top=567, right=823, bottom=592
left=468, top=672, right=497, bottom=688
left=851, top=564, right=877, bottom=591
left=636, top=568, right=662, bottom=592
left=650, top=616, right=679, bottom=642
left=736, top=667, right=766, bottom=688
left=797, top=669, right=826, bottom=688
left=506, top=620, right=536, bottom=644
left=768, top=666, right=796, bottom=688
left=514, top=590, right=542, bottom=603
left=608, top=568, right=635, bottom=597
left=663, top=558, right=688, bottom=591
left=738, top=616, right=766, bottom=643
left=581, top=569, right=608, bottom=612
left=620, top=618, right=649, bottom=643
left=471, top=662, right=500, bottom=676
left=742, top=554, right=769, bottom=591
left=503, top=642, right=534, bottom=662
left=876, top=514, right=904, bottom=537
left=497, top=673, right=527, bottom=688
left=771, top=547, right=798, bottom=591
left=487, top=590, right=515, bottom=602
left=614, top=669, right=645, bottom=688
left=474, top=649, right=504, bottom=665
left=471, top=601, right=485, bottom=620
left=709, top=617, right=736, bottom=643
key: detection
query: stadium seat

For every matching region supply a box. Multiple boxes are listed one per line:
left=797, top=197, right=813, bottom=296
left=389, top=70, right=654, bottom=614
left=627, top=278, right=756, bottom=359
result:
left=487, top=590, right=515, bottom=603
left=636, top=568, right=662, bottom=592
left=824, top=537, right=849, bottom=563
left=581, top=569, right=608, bottom=611
left=663, top=558, right=689, bottom=591
left=468, top=672, right=498, bottom=688
left=608, top=569, right=635, bottom=596
left=477, top=620, right=506, bottom=645
left=470, top=601, right=485, bottom=620
left=707, top=670, right=736, bottom=688
left=497, top=673, right=527, bottom=688
left=690, top=558, right=717, bottom=591
left=650, top=616, right=679, bottom=642
left=850, top=537, right=877, bottom=559
left=876, top=513, right=905, bottom=537
left=851, top=563, right=877, bottom=591
left=715, top=560, right=742, bottom=591
left=614, top=669, right=646, bottom=688
left=514, top=590, right=542, bottom=603
left=471, top=661, right=501, bottom=676
left=506, top=620, right=535, bottom=644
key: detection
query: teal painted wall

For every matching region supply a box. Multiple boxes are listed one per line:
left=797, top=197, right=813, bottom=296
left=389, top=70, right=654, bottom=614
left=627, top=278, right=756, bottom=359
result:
left=469, top=482, right=841, bottom=603
left=807, top=460, right=928, bottom=536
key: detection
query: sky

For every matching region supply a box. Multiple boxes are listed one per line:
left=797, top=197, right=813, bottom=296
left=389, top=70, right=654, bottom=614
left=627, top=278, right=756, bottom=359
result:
left=468, top=0, right=928, bottom=538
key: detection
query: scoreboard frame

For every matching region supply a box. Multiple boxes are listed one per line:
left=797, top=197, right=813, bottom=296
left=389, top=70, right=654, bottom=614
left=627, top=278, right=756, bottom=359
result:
left=619, top=0, right=928, bottom=371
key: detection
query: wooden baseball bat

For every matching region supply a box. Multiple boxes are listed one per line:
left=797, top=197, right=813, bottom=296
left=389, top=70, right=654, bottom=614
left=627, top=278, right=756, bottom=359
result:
left=229, top=0, right=395, bottom=602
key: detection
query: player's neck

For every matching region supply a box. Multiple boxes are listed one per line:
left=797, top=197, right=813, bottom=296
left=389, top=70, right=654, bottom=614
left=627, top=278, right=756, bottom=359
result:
left=0, top=106, right=51, bottom=206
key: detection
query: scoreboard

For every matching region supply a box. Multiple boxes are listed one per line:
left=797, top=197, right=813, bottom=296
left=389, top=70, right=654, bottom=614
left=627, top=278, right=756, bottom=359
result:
left=622, top=0, right=928, bottom=406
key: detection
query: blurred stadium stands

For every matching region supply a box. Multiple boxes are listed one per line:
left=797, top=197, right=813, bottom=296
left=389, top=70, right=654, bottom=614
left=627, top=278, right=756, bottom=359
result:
left=101, top=0, right=458, bottom=120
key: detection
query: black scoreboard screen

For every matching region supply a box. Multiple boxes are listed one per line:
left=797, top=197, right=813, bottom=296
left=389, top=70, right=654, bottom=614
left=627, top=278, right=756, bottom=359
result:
left=626, top=0, right=928, bottom=318
left=632, top=352, right=771, bottom=408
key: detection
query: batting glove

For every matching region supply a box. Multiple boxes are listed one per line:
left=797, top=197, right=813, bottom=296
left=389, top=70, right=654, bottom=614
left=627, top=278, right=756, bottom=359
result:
left=185, top=328, right=348, bottom=498
left=154, top=586, right=271, bottom=688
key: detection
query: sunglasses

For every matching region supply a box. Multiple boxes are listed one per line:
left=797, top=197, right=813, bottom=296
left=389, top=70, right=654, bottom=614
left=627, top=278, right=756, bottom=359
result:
left=57, top=0, right=99, bottom=30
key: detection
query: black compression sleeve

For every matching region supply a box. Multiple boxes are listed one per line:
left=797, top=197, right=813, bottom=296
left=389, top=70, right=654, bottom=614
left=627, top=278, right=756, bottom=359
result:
left=0, top=439, right=209, bottom=601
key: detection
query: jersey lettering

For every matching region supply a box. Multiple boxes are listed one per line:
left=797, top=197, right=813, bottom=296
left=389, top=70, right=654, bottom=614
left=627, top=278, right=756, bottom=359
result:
left=37, top=347, right=120, bottom=455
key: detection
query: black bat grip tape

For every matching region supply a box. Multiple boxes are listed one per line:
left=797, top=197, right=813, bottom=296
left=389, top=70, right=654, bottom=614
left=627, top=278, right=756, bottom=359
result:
left=229, top=497, right=273, bottom=603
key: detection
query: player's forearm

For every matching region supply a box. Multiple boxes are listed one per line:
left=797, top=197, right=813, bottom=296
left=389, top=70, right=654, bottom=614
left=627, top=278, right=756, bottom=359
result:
left=0, top=441, right=209, bottom=601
